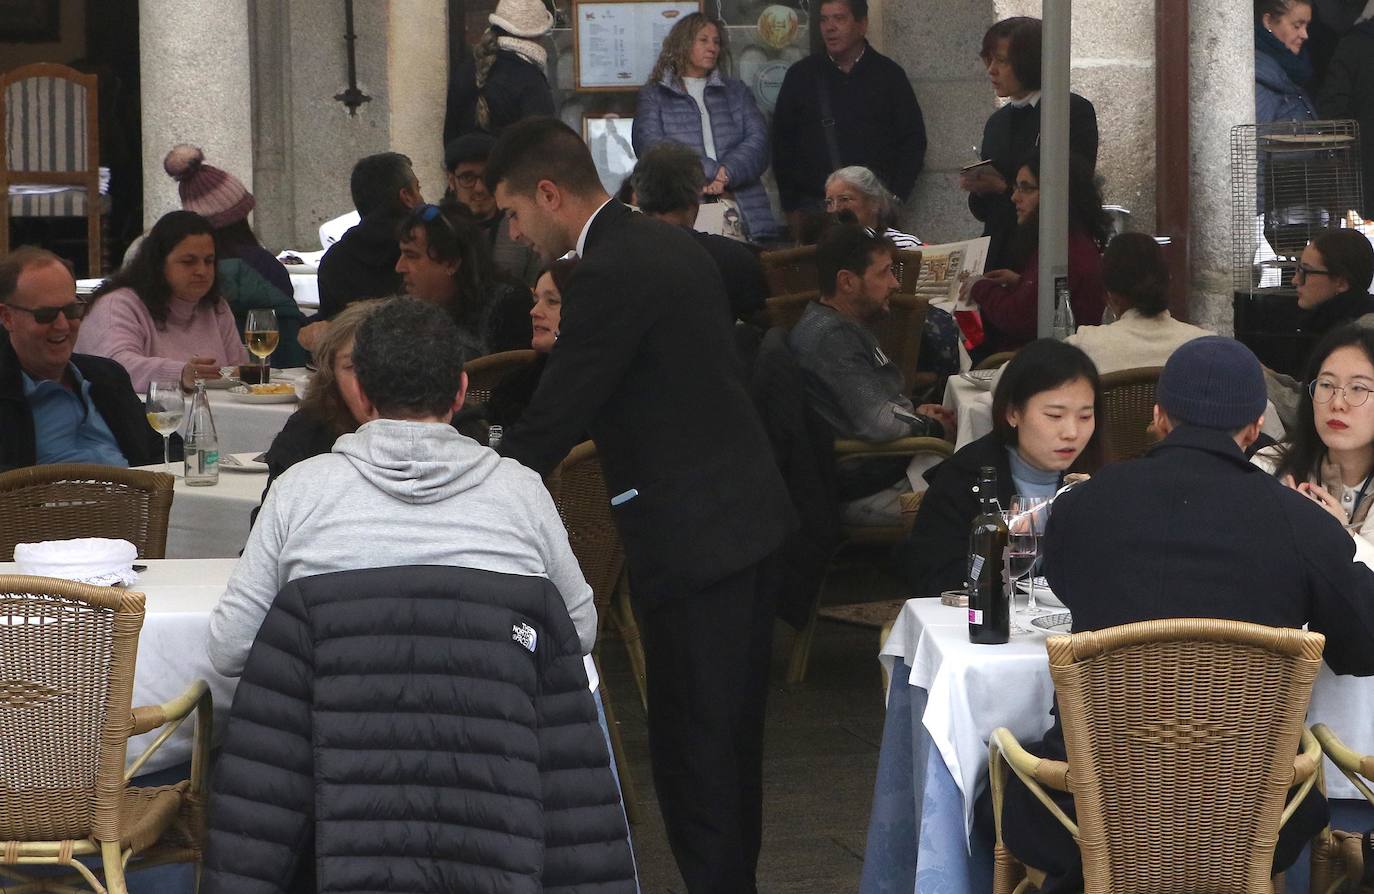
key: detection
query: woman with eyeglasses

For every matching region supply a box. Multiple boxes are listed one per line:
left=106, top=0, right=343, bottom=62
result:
left=77, top=210, right=249, bottom=392
left=1255, top=324, right=1374, bottom=558
left=1294, top=229, right=1374, bottom=334
left=964, top=152, right=1109, bottom=359
left=824, top=166, right=921, bottom=248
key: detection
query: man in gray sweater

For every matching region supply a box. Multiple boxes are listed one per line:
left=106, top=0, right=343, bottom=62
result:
left=208, top=298, right=595, bottom=678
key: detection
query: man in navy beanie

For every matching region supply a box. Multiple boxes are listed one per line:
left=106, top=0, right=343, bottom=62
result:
left=998, top=336, right=1374, bottom=892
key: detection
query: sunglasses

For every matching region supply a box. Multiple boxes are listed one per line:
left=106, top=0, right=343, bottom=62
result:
left=5, top=300, right=88, bottom=324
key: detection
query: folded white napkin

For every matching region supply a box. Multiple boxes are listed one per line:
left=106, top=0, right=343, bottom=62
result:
left=14, top=538, right=139, bottom=587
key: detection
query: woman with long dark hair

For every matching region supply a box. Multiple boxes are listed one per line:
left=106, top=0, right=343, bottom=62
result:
left=1256, top=324, right=1374, bottom=560
left=78, top=210, right=248, bottom=392
left=633, top=11, right=778, bottom=241
left=899, top=339, right=1101, bottom=595
left=966, top=152, right=1110, bottom=357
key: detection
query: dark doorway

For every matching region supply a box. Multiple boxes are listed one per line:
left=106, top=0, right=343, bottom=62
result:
left=81, top=0, right=141, bottom=267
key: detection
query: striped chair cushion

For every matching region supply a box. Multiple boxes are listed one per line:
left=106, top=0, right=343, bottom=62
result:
left=5, top=74, right=99, bottom=218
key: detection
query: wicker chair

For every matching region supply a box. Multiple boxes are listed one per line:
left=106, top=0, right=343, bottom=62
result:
left=891, top=248, right=925, bottom=295
left=0, top=465, right=175, bottom=561
left=462, top=349, right=539, bottom=410
left=1309, top=724, right=1374, bottom=894
left=786, top=435, right=953, bottom=684
left=990, top=619, right=1325, bottom=894
left=544, top=441, right=642, bottom=822
left=760, top=245, right=817, bottom=296
left=0, top=575, right=212, bottom=894
left=765, top=292, right=930, bottom=393
left=974, top=350, right=1018, bottom=371
left=1098, top=366, right=1164, bottom=465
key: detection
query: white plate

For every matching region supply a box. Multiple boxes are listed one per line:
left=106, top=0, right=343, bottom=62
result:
left=220, top=452, right=269, bottom=474
left=227, top=385, right=298, bottom=404
left=1016, top=577, right=1065, bottom=608
left=202, top=376, right=240, bottom=390
left=1031, top=612, right=1073, bottom=634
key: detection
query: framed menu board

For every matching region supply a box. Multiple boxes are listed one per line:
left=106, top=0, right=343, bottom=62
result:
left=573, top=0, right=703, bottom=91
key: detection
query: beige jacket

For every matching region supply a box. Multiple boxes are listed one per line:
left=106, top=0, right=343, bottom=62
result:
left=1066, top=308, right=1212, bottom=375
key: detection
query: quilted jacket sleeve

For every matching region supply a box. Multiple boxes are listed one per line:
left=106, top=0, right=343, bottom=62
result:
left=536, top=584, right=637, bottom=893
left=202, top=580, right=317, bottom=894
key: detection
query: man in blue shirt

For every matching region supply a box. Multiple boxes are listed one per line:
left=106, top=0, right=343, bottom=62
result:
left=0, top=247, right=163, bottom=471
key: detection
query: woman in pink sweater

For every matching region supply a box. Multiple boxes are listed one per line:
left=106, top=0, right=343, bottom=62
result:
left=78, top=210, right=248, bottom=392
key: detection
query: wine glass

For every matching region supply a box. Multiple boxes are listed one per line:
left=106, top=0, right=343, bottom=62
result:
left=1008, top=494, right=1049, bottom=611
left=145, top=380, right=185, bottom=474
left=245, top=308, right=279, bottom=384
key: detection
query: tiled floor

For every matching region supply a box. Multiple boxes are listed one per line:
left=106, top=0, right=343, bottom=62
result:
left=600, top=557, right=904, bottom=893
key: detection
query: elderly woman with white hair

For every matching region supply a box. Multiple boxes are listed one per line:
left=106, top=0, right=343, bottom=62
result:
left=824, top=165, right=922, bottom=248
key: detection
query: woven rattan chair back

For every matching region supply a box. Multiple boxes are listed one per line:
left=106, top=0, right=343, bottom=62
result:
left=1048, top=618, right=1325, bottom=894
left=760, top=245, right=817, bottom=295
left=764, top=291, right=818, bottom=331
left=891, top=249, right=924, bottom=295
left=871, top=293, right=929, bottom=392
left=545, top=442, right=624, bottom=621
left=1098, top=366, right=1163, bottom=465
left=0, top=575, right=145, bottom=843
left=0, top=464, right=174, bottom=561
left=462, top=349, right=539, bottom=410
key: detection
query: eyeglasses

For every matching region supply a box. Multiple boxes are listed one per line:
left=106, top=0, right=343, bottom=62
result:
left=5, top=300, right=88, bottom=324
left=451, top=172, right=481, bottom=188
left=1294, top=264, right=1333, bottom=282
left=415, top=203, right=459, bottom=239
left=1012, top=181, right=1039, bottom=196
left=1310, top=378, right=1374, bottom=407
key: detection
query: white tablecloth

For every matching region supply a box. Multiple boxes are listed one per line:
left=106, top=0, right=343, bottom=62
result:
left=880, top=597, right=1374, bottom=843
left=0, top=558, right=241, bottom=776
left=941, top=375, right=1288, bottom=452
left=197, top=368, right=309, bottom=454
left=132, top=458, right=266, bottom=558
left=289, top=271, right=319, bottom=315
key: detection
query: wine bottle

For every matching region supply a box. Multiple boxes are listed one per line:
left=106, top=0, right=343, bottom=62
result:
left=967, top=465, right=1009, bottom=644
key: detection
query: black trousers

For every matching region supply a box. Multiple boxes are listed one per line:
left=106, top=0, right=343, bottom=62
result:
left=636, top=555, right=778, bottom=894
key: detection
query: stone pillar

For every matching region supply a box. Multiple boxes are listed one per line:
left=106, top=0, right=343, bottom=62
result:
left=139, top=0, right=254, bottom=229
left=388, top=0, right=450, bottom=202
left=1188, top=0, right=1254, bottom=334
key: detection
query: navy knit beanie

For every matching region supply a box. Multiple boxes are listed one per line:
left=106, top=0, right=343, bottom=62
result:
left=1156, top=336, right=1268, bottom=429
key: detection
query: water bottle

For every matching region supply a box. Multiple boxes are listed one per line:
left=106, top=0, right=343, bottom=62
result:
left=487, top=425, right=504, bottom=452
left=1051, top=275, right=1076, bottom=341
left=184, top=380, right=220, bottom=486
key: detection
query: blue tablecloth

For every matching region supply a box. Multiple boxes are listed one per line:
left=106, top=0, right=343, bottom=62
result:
left=861, top=659, right=1374, bottom=894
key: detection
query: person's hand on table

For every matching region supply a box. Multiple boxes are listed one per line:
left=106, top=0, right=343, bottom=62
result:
left=982, top=269, right=1021, bottom=289
left=181, top=356, right=222, bottom=391
left=916, top=403, right=956, bottom=441
left=958, top=168, right=1008, bottom=196
left=298, top=320, right=330, bottom=354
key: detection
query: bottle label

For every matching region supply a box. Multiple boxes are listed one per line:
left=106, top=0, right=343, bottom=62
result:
left=204, top=449, right=219, bottom=468
left=968, top=555, right=985, bottom=582
left=968, top=608, right=984, bottom=625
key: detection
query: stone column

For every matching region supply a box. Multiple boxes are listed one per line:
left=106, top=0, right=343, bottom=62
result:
left=139, top=0, right=254, bottom=229
left=388, top=0, right=450, bottom=202
left=1187, top=0, right=1254, bottom=334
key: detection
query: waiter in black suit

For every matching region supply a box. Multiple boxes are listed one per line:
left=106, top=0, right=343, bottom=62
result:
left=486, top=118, right=795, bottom=893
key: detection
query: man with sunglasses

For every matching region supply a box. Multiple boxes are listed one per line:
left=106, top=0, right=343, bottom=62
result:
left=443, top=133, right=541, bottom=286
left=0, top=247, right=164, bottom=471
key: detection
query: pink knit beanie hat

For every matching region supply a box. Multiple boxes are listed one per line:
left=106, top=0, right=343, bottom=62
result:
left=163, top=144, right=254, bottom=228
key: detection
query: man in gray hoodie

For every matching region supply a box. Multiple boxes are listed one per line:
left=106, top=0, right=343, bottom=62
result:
left=208, top=297, right=595, bottom=678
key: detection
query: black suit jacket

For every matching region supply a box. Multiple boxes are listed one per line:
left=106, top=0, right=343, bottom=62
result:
left=0, top=333, right=165, bottom=471
left=502, top=202, right=795, bottom=602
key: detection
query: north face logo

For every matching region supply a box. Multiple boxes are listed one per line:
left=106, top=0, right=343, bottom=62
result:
left=512, top=622, right=537, bottom=653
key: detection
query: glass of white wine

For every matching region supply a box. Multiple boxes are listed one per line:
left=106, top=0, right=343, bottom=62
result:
left=145, top=379, right=185, bottom=474
left=245, top=308, right=279, bottom=384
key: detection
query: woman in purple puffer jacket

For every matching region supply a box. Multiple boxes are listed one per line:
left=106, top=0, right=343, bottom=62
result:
left=633, top=12, right=780, bottom=242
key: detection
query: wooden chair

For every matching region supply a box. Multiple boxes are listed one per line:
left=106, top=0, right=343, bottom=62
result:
left=0, top=575, right=212, bottom=894
left=1098, top=366, right=1164, bottom=465
left=0, top=465, right=175, bottom=561
left=462, top=349, right=539, bottom=411
left=760, top=245, right=817, bottom=296
left=1, top=63, right=103, bottom=277
left=1309, top=724, right=1374, bottom=894
left=786, top=435, right=953, bottom=684
left=990, top=619, right=1325, bottom=894
left=544, top=441, right=642, bottom=823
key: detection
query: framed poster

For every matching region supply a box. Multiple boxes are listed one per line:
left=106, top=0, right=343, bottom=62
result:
left=573, top=0, right=702, bottom=92
left=583, top=114, right=637, bottom=196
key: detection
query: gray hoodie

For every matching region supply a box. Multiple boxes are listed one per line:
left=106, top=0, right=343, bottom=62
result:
left=208, top=418, right=596, bottom=677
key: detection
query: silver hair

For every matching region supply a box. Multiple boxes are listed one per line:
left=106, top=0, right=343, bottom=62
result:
left=826, top=166, right=899, bottom=230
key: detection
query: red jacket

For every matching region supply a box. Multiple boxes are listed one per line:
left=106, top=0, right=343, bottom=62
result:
left=971, top=228, right=1105, bottom=354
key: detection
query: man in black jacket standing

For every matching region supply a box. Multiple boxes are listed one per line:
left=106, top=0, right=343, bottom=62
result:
left=0, top=247, right=162, bottom=471
left=771, top=0, right=926, bottom=228
left=487, top=118, right=795, bottom=893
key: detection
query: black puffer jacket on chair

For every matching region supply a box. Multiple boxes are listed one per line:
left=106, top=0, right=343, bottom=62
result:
left=202, top=564, right=637, bottom=894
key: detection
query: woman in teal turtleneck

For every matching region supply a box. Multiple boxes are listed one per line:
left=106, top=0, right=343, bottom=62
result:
left=899, top=340, right=1102, bottom=596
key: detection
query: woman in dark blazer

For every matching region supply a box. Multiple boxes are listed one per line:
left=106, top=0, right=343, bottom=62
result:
left=960, top=16, right=1099, bottom=271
